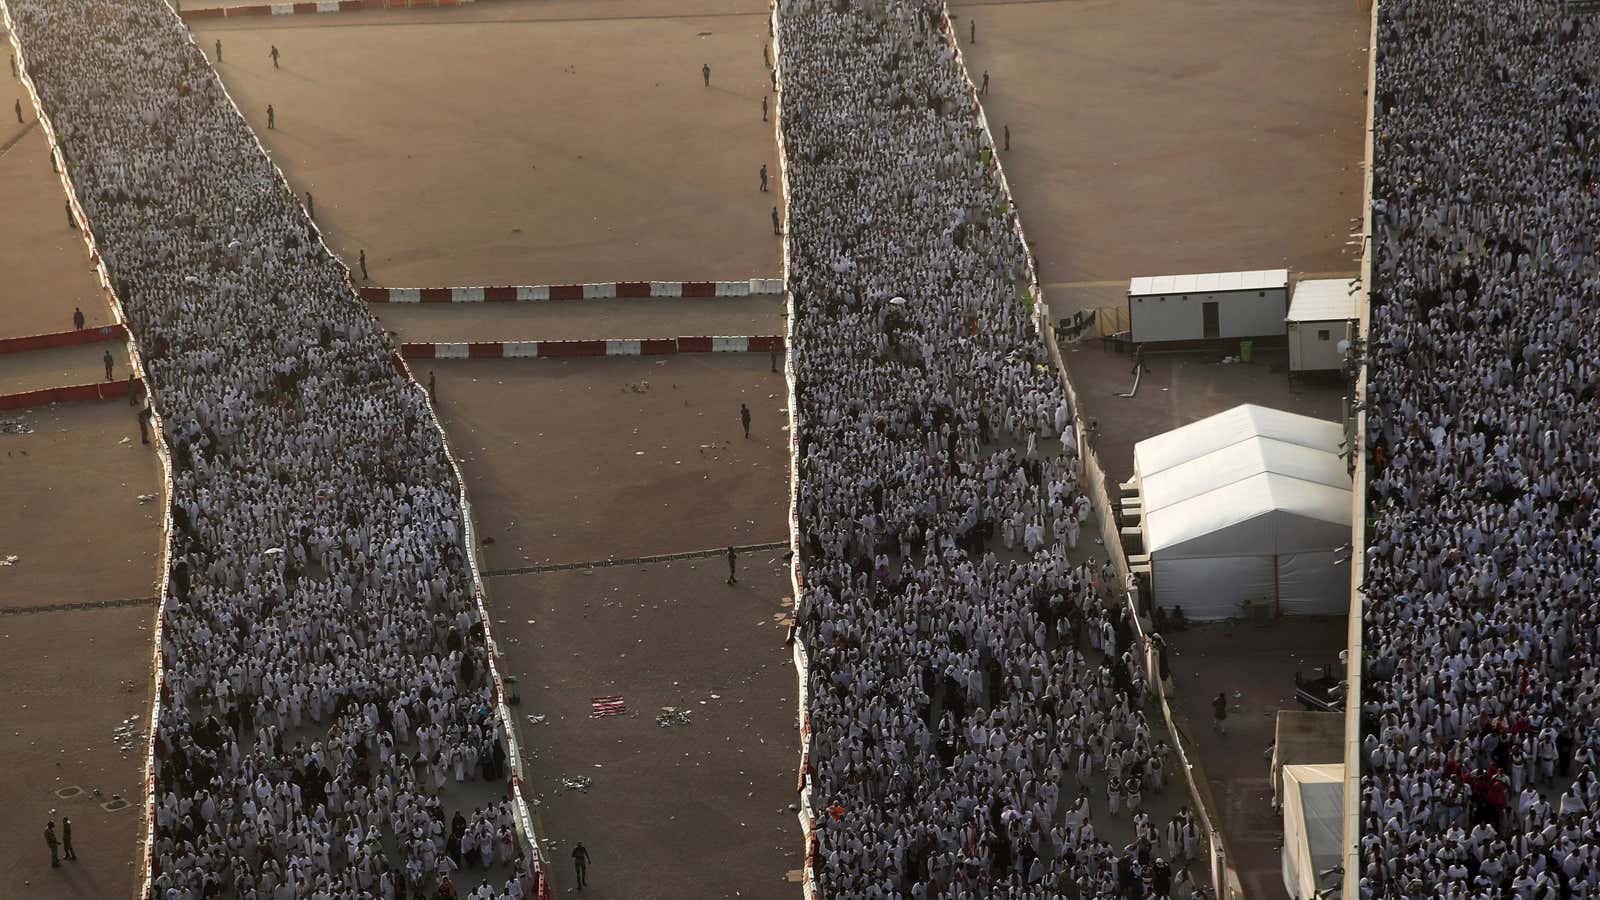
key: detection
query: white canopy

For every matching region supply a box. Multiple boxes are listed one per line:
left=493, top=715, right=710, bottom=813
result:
left=1282, top=763, right=1345, bottom=899
left=1133, top=405, right=1353, bottom=618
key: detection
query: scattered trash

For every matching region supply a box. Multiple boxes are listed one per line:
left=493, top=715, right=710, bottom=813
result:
left=118, top=436, right=131, bottom=445
left=559, top=776, right=593, bottom=793
left=0, top=555, right=18, bottom=566
left=0, top=418, right=33, bottom=435
left=136, top=493, right=157, bottom=504
left=526, top=714, right=548, bottom=725
left=656, top=707, right=693, bottom=728
left=591, top=695, right=626, bottom=717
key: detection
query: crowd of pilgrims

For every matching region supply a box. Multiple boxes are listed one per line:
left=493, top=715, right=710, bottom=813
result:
left=779, top=0, right=1212, bottom=896
left=8, top=1, right=537, bottom=898
left=1361, top=0, right=1600, bottom=897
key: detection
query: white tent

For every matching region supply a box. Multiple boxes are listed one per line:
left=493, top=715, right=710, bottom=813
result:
left=1133, top=405, right=1352, bottom=619
left=1281, top=763, right=1344, bottom=899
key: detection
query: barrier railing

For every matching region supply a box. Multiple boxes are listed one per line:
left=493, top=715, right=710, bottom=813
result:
left=0, top=9, right=179, bottom=899
left=945, top=7, right=1237, bottom=897
left=1343, top=0, right=1380, bottom=896
left=768, top=4, right=817, bottom=897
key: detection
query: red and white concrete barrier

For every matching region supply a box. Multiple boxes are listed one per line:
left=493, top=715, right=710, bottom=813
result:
left=0, top=376, right=140, bottom=411
left=399, top=335, right=784, bottom=359
left=0, top=323, right=128, bottom=355
left=359, top=277, right=783, bottom=303
left=178, top=0, right=473, bottom=21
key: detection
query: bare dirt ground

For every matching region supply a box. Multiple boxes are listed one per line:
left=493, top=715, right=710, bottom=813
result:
left=0, top=342, right=132, bottom=395
left=0, top=392, right=164, bottom=611
left=429, top=354, right=789, bottom=569
left=0, top=123, right=113, bottom=340
left=1164, top=617, right=1349, bottom=899
left=0, top=604, right=160, bottom=900
left=486, top=559, right=800, bottom=899
left=373, top=294, right=783, bottom=344
left=426, top=353, right=797, bottom=896
left=951, top=0, right=1368, bottom=317
left=0, top=400, right=164, bottom=899
left=192, top=1, right=781, bottom=288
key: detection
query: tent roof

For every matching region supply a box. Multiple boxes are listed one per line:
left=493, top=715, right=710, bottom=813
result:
left=1135, top=405, right=1352, bottom=557
left=1134, top=405, right=1345, bottom=480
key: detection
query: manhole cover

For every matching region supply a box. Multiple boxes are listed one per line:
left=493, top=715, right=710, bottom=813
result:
left=53, top=786, right=83, bottom=799
left=100, top=798, right=130, bottom=812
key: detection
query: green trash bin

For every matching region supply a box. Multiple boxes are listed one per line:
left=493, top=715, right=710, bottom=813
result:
left=1239, top=340, right=1254, bottom=363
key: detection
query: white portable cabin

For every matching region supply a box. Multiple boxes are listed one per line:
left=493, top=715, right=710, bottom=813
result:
left=1130, top=405, right=1352, bottom=620
left=1127, top=269, right=1290, bottom=344
left=1286, top=279, right=1359, bottom=372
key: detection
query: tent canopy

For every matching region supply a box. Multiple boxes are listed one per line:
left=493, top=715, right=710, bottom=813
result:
left=1282, top=763, right=1344, bottom=899
left=1134, top=405, right=1352, bottom=559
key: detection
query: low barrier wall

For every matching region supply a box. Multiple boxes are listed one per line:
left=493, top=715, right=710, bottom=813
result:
left=0, top=376, right=140, bottom=411
left=399, top=335, right=784, bottom=359
left=768, top=6, right=816, bottom=897
left=178, top=0, right=472, bottom=21
left=360, top=278, right=783, bottom=303
left=1343, top=1, right=1379, bottom=897
left=0, top=323, right=127, bottom=355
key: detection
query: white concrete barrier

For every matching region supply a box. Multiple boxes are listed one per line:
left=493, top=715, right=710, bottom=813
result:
left=435, top=343, right=470, bottom=359
left=606, top=339, right=642, bottom=356
left=505, top=341, right=540, bottom=358
left=452, top=287, right=485, bottom=303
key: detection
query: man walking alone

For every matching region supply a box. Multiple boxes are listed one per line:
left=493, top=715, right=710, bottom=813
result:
left=572, top=842, right=591, bottom=890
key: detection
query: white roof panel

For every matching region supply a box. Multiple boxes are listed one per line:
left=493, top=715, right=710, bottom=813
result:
left=1129, top=269, right=1290, bottom=298
left=1133, top=404, right=1344, bottom=480
left=1287, top=279, right=1360, bottom=323
left=1133, top=404, right=1352, bottom=559
left=1144, top=473, right=1351, bottom=557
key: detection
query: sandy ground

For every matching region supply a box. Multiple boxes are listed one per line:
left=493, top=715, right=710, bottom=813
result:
left=0, top=342, right=133, bottom=395
left=192, top=4, right=782, bottom=288
left=0, top=604, right=160, bottom=900
left=0, top=402, right=165, bottom=611
left=373, top=294, right=784, bottom=343
left=0, top=123, right=114, bottom=341
left=430, top=354, right=789, bottom=569
left=427, top=352, right=797, bottom=896
left=485, top=559, right=800, bottom=899
left=951, top=0, right=1367, bottom=303
left=1164, top=618, right=1348, bottom=899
